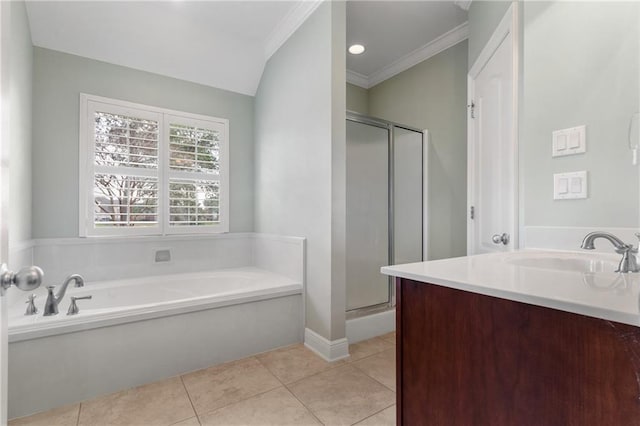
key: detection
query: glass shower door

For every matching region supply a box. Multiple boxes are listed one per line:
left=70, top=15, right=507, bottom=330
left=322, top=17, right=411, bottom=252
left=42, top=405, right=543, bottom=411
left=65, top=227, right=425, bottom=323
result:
left=346, top=120, right=390, bottom=311
left=393, top=127, right=424, bottom=266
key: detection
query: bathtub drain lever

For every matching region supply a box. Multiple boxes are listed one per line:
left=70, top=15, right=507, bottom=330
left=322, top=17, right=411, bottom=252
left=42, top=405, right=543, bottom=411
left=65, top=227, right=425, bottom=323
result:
left=67, top=295, right=92, bottom=315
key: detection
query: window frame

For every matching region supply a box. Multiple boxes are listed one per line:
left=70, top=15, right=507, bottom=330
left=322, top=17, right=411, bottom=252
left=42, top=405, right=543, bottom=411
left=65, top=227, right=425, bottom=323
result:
left=79, top=93, right=230, bottom=237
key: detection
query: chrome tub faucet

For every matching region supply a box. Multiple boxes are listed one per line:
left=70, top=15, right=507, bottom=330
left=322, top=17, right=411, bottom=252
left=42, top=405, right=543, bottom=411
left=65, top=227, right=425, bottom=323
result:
left=67, top=295, right=92, bottom=315
left=580, top=232, right=640, bottom=273
left=43, top=274, right=85, bottom=316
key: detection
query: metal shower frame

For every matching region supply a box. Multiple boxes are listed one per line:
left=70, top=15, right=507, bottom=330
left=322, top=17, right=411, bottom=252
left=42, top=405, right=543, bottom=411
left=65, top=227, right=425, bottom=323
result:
left=346, top=111, right=426, bottom=313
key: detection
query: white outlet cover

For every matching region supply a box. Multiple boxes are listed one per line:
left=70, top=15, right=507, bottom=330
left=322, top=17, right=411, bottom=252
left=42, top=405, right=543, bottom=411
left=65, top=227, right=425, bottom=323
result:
left=552, top=125, right=586, bottom=157
left=554, top=171, right=587, bottom=200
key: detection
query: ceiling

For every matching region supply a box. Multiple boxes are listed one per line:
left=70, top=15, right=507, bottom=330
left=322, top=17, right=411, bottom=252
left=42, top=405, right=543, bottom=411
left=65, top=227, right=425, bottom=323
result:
left=346, top=1, right=468, bottom=88
left=25, top=1, right=320, bottom=96
left=25, top=1, right=468, bottom=96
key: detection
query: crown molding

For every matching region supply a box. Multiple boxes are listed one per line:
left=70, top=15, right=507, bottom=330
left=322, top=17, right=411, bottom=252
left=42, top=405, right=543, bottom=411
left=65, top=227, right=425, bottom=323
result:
left=368, top=21, right=469, bottom=88
left=454, top=0, right=472, bottom=11
left=346, top=69, right=369, bottom=89
left=347, top=21, right=469, bottom=90
left=264, top=0, right=324, bottom=60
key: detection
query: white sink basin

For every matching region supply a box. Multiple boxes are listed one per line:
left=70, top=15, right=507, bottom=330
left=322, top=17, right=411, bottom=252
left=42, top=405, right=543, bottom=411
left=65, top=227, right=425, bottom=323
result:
left=505, top=252, right=619, bottom=273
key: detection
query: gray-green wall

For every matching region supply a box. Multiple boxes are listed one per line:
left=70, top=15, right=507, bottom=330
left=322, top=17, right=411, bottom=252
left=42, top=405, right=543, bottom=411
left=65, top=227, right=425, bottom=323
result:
left=5, top=0, right=33, bottom=249
left=366, top=40, right=469, bottom=260
left=32, top=48, right=255, bottom=238
left=255, top=2, right=347, bottom=341
left=468, top=0, right=511, bottom=68
left=346, top=83, right=368, bottom=115
left=521, top=2, right=639, bottom=228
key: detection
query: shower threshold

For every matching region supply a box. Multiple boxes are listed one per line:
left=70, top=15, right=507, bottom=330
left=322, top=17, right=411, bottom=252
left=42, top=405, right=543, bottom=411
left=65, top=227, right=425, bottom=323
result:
left=346, top=302, right=394, bottom=320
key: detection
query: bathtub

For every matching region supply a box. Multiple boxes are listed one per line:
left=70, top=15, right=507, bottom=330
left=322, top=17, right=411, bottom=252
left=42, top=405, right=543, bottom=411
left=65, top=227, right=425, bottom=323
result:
left=9, top=267, right=302, bottom=342
left=8, top=266, right=303, bottom=419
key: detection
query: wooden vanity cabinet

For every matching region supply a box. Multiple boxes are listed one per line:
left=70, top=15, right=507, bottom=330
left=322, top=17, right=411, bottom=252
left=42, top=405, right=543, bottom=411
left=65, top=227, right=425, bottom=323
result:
left=396, top=278, right=640, bottom=426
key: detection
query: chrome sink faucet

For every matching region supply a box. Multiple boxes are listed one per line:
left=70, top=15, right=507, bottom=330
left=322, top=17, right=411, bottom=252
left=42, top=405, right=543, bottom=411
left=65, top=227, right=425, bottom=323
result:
left=580, top=232, right=640, bottom=273
left=43, top=274, right=85, bottom=316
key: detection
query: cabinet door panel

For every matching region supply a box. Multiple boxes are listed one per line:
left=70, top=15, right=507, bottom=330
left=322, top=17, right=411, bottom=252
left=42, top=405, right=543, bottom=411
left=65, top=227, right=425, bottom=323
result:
left=397, top=278, right=640, bottom=425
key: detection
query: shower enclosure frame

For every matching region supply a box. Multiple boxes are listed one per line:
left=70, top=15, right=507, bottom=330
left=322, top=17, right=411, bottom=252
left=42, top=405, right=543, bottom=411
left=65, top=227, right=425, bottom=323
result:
left=346, top=111, right=428, bottom=315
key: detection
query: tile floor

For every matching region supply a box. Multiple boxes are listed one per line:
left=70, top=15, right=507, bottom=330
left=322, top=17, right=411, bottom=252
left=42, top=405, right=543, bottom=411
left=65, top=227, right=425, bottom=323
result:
left=9, top=333, right=397, bottom=426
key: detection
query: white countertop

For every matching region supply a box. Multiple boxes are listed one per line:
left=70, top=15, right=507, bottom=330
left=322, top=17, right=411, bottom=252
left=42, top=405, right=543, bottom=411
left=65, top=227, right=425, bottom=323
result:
left=381, top=249, right=640, bottom=327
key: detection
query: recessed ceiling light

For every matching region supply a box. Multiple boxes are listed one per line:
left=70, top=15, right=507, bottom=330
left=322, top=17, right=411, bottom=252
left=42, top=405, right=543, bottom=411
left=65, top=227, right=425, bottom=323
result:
left=348, top=44, right=365, bottom=55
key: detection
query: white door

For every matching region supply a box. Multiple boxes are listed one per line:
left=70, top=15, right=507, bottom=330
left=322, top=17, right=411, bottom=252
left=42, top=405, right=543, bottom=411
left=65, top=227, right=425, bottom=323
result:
left=0, top=5, right=43, bottom=421
left=467, top=4, right=518, bottom=255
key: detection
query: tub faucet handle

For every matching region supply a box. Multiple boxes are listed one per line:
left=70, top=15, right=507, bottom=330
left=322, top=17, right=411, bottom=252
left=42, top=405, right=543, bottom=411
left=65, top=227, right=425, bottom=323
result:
left=25, top=294, right=38, bottom=316
left=67, top=295, right=92, bottom=316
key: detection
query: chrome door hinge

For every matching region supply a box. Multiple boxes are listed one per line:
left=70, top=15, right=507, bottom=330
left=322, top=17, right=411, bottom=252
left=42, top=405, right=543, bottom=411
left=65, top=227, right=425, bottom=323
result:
left=470, top=206, right=475, bottom=220
left=467, top=101, right=475, bottom=119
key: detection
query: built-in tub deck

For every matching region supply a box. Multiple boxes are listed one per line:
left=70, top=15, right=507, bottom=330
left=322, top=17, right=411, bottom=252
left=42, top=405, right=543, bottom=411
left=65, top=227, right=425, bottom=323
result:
left=8, top=266, right=304, bottom=419
left=9, top=266, right=302, bottom=342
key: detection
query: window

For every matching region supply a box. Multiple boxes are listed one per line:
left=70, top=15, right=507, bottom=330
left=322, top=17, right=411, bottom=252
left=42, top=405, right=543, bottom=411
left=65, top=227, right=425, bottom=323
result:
left=79, top=94, right=229, bottom=236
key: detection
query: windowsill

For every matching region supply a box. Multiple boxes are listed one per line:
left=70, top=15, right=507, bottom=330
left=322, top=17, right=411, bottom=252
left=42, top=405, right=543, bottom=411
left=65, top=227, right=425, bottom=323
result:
left=33, top=232, right=247, bottom=246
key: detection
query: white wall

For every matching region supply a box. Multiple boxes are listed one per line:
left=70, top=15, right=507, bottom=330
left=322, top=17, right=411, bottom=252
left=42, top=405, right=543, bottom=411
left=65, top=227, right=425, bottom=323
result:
left=254, top=2, right=346, bottom=342
left=368, top=41, right=468, bottom=260
left=346, top=83, right=368, bottom=115
left=330, top=2, right=347, bottom=340
left=32, top=48, right=255, bottom=238
left=468, top=0, right=512, bottom=68
left=468, top=1, right=640, bottom=249
left=521, top=2, right=639, bottom=229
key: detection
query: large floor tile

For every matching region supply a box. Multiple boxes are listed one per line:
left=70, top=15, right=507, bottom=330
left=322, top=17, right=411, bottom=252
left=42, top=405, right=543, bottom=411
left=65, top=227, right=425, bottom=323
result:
left=349, top=337, right=394, bottom=361
left=181, top=357, right=281, bottom=416
left=379, top=332, right=396, bottom=345
left=171, top=417, right=201, bottom=426
left=9, top=404, right=80, bottom=426
left=288, top=364, right=396, bottom=426
left=256, top=344, right=342, bottom=384
left=352, top=348, right=396, bottom=391
left=199, top=386, right=320, bottom=426
left=78, top=376, right=194, bottom=426
left=355, top=405, right=396, bottom=425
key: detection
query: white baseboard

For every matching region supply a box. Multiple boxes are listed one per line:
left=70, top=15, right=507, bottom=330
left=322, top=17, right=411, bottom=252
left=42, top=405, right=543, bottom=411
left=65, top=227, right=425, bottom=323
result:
left=304, top=328, right=350, bottom=362
left=346, top=309, right=396, bottom=344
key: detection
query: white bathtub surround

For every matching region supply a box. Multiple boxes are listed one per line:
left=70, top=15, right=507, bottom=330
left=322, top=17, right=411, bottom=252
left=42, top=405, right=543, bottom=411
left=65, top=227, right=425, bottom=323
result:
left=304, top=328, right=349, bottom=362
left=522, top=226, right=640, bottom=253
left=10, top=233, right=303, bottom=286
left=346, top=309, right=395, bottom=344
left=7, top=233, right=305, bottom=419
left=382, top=249, right=640, bottom=326
left=10, top=293, right=302, bottom=419
left=7, top=239, right=33, bottom=267
left=253, top=233, right=305, bottom=283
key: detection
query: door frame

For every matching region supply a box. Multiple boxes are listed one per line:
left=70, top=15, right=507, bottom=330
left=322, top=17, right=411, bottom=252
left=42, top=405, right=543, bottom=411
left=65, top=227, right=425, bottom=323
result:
left=467, top=2, right=520, bottom=255
left=0, top=0, right=8, bottom=423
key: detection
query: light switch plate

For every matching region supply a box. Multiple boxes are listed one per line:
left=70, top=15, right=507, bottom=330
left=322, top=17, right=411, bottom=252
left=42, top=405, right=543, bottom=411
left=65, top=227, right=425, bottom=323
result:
left=552, top=125, right=586, bottom=157
left=554, top=171, right=587, bottom=200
